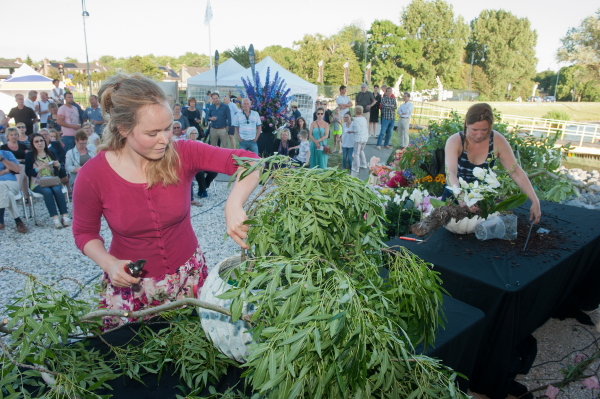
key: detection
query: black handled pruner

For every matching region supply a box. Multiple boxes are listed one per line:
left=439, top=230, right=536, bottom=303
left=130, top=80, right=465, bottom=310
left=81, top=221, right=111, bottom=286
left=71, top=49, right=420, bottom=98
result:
left=124, top=259, right=147, bottom=278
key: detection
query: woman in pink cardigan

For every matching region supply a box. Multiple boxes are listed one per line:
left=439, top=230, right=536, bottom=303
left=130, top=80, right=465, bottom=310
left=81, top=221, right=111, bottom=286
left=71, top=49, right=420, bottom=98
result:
left=72, top=73, right=260, bottom=330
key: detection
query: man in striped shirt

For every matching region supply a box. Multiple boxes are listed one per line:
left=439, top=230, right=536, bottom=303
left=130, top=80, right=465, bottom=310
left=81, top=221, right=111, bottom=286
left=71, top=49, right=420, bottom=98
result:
left=376, top=87, right=397, bottom=150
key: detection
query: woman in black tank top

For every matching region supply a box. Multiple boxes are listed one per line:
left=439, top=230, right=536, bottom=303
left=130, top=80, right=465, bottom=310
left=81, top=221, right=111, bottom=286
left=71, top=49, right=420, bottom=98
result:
left=442, top=103, right=541, bottom=223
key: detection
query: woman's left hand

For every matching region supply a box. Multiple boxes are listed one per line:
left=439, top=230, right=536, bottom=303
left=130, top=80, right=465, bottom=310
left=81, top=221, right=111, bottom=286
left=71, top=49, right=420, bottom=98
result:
left=225, top=205, right=250, bottom=249
left=53, top=161, right=60, bottom=168
left=530, top=201, right=541, bottom=224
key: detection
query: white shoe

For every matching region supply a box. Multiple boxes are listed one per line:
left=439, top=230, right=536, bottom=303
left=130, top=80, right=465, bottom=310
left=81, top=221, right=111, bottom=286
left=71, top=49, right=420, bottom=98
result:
left=53, top=218, right=63, bottom=229
left=62, top=216, right=71, bottom=227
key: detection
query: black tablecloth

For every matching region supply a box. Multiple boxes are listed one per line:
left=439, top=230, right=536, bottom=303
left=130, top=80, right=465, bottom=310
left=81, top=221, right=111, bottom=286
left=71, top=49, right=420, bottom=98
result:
left=82, top=295, right=484, bottom=398
left=387, top=200, right=600, bottom=398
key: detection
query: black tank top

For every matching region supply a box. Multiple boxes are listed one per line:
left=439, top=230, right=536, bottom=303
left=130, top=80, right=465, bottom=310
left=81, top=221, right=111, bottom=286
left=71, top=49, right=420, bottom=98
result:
left=457, top=130, right=495, bottom=183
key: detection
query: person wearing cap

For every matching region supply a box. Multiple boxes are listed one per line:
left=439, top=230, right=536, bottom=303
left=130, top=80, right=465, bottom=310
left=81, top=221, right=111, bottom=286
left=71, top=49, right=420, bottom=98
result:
left=336, top=86, right=353, bottom=118
left=355, top=83, right=376, bottom=125
left=291, top=102, right=301, bottom=120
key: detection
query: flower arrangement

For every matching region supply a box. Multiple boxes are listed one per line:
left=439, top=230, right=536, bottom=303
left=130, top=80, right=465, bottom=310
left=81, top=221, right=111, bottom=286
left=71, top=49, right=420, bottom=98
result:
left=446, top=166, right=526, bottom=219
left=239, top=67, right=292, bottom=130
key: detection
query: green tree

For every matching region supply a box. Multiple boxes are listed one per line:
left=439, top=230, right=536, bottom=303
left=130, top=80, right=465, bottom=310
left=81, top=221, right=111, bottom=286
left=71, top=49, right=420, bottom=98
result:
left=123, top=55, right=162, bottom=79
left=469, top=10, right=538, bottom=100
left=556, top=64, right=600, bottom=102
left=65, top=56, right=78, bottom=63
left=24, top=55, right=33, bottom=65
left=557, top=9, right=600, bottom=78
left=223, top=46, right=252, bottom=68
left=260, top=45, right=296, bottom=71
left=534, top=70, right=558, bottom=97
left=368, top=20, right=421, bottom=88
left=177, top=52, right=211, bottom=68
left=99, top=55, right=115, bottom=64
left=400, top=0, right=469, bottom=88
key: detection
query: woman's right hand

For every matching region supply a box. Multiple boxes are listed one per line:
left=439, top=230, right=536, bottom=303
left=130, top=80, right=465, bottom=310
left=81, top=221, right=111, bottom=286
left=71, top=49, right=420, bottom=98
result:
left=106, top=259, right=141, bottom=287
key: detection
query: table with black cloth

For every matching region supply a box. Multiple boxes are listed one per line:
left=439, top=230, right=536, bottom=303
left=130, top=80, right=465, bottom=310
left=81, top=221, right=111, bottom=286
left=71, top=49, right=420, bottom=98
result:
left=386, top=200, right=600, bottom=398
left=75, top=295, right=484, bottom=398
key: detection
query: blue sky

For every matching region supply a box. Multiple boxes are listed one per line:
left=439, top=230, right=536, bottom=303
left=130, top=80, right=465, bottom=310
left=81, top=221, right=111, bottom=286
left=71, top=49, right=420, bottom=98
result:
left=1, top=0, right=596, bottom=73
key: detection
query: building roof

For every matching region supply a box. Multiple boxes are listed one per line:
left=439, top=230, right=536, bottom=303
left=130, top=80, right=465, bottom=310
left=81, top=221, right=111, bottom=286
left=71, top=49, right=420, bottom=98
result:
left=184, top=67, right=209, bottom=76
left=0, top=59, right=21, bottom=68
left=159, top=66, right=179, bottom=78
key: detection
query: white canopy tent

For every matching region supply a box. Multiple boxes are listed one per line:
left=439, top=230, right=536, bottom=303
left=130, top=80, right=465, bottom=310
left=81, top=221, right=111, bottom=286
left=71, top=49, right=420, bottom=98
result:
left=0, top=64, right=54, bottom=98
left=187, top=56, right=317, bottom=119
left=186, top=59, right=245, bottom=91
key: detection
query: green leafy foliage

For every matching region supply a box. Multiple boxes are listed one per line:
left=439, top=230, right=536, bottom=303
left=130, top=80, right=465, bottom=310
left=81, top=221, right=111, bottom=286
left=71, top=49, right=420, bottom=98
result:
left=542, top=110, right=571, bottom=121
left=245, top=165, right=388, bottom=265
left=0, top=276, right=233, bottom=398
left=224, top=254, right=458, bottom=399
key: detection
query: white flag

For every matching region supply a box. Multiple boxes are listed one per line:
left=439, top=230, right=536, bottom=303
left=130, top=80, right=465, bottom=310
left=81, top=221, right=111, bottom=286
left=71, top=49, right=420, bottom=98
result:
left=204, top=0, right=213, bottom=26
left=343, top=61, right=349, bottom=68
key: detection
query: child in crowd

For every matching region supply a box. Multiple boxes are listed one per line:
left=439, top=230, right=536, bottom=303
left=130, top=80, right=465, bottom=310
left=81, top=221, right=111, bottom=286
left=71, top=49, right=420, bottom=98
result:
left=348, top=106, right=368, bottom=178
left=330, top=107, right=343, bottom=153
left=289, top=130, right=311, bottom=167
left=341, top=113, right=355, bottom=170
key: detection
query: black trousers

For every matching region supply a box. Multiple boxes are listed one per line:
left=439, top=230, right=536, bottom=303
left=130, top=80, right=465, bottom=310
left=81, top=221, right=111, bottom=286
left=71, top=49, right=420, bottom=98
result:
left=195, top=171, right=218, bottom=193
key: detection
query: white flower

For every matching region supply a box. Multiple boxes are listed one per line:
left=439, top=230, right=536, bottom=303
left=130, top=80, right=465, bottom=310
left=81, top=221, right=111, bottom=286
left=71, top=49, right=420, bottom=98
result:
left=423, top=189, right=429, bottom=198
left=484, top=173, right=501, bottom=188
left=473, top=167, right=486, bottom=180
left=464, top=192, right=483, bottom=207
left=409, top=188, right=424, bottom=205
left=459, top=177, right=470, bottom=189
left=449, top=185, right=462, bottom=196
left=399, top=190, right=409, bottom=202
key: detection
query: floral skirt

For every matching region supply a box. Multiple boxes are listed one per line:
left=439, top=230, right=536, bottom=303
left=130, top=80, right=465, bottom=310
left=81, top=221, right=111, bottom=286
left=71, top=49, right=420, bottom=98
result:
left=98, top=246, right=208, bottom=331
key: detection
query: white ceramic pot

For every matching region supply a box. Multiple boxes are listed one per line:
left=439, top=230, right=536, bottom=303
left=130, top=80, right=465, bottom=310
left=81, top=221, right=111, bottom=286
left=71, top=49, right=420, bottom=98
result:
left=444, top=215, right=483, bottom=235
left=199, top=255, right=254, bottom=363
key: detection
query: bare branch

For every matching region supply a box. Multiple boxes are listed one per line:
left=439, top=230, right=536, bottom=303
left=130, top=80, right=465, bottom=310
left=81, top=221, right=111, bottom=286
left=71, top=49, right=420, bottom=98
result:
left=80, top=298, right=254, bottom=324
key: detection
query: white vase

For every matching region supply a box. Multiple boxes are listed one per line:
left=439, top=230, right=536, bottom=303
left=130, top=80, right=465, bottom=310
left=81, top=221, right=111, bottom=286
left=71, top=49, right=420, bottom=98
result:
left=199, top=255, right=254, bottom=363
left=444, top=215, right=483, bottom=234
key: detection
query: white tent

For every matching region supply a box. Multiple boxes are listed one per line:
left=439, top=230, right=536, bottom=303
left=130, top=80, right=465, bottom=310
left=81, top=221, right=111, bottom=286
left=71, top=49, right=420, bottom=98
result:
left=187, top=58, right=245, bottom=88
left=0, top=64, right=54, bottom=97
left=187, top=56, right=317, bottom=119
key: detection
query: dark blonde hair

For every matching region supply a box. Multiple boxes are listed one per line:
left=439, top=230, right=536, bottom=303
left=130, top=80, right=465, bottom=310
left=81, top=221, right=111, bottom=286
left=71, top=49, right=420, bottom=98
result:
left=98, top=73, right=180, bottom=188
left=354, top=105, right=363, bottom=115
left=75, top=129, right=88, bottom=141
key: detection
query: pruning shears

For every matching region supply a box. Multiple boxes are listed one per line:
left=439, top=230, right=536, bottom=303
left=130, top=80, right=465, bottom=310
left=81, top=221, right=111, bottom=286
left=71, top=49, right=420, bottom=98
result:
left=124, top=259, right=147, bottom=278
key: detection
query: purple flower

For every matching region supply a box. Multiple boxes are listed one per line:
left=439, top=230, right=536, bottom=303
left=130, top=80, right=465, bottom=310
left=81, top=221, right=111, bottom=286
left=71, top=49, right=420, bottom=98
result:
left=269, top=123, right=273, bottom=127
left=545, top=385, right=559, bottom=399
left=582, top=377, right=600, bottom=390
left=573, top=353, right=587, bottom=364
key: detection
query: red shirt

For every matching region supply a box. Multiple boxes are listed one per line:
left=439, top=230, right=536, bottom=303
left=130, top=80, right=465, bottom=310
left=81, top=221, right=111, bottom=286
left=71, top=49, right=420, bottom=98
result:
left=72, top=140, right=258, bottom=278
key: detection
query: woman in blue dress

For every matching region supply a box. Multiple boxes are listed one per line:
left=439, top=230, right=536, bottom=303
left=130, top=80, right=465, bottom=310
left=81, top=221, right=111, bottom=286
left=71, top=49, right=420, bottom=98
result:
left=309, top=107, right=330, bottom=169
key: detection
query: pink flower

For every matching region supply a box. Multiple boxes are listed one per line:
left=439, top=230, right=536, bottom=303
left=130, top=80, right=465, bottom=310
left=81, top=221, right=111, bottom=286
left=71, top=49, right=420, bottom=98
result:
left=363, top=213, right=367, bottom=220
left=573, top=353, right=587, bottom=364
left=545, top=385, right=559, bottom=399
left=582, top=376, right=600, bottom=390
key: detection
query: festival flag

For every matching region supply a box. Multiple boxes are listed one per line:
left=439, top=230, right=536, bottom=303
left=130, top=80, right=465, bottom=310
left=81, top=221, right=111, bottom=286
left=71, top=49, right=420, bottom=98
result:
left=317, top=60, right=324, bottom=83
left=204, top=0, right=213, bottom=26
left=343, top=61, right=349, bottom=85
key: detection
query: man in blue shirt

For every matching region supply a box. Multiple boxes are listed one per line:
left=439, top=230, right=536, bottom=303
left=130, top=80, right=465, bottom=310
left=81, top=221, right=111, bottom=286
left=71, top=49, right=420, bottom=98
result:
left=207, top=93, right=231, bottom=148
left=84, top=95, right=105, bottom=137
left=0, top=150, right=29, bottom=233
left=233, top=98, right=262, bottom=155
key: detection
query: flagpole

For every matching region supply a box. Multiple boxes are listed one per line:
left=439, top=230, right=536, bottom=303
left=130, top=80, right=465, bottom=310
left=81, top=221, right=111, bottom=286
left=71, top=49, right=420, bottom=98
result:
left=209, top=22, right=212, bottom=69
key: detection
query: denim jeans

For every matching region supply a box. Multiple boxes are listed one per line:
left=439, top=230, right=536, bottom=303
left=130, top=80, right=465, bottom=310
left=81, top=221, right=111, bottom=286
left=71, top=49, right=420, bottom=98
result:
left=342, top=147, right=354, bottom=170
left=62, top=135, right=75, bottom=153
left=33, top=185, right=68, bottom=217
left=377, top=118, right=394, bottom=147
left=239, top=140, right=259, bottom=155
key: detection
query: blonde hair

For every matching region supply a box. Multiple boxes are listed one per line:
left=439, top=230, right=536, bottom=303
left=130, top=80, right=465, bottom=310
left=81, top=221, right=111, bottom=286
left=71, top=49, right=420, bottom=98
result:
left=354, top=105, right=363, bottom=115
left=98, top=73, right=180, bottom=188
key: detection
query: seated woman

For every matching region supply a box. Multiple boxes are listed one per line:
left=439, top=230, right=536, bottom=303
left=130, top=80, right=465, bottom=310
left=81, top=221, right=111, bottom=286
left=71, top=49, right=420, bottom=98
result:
left=25, top=133, right=70, bottom=229
left=66, top=129, right=95, bottom=189
left=40, top=128, right=70, bottom=195
left=72, top=73, right=260, bottom=331
left=1, top=127, right=29, bottom=200
left=272, top=128, right=297, bottom=157
left=83, top=122, right=101, bottom=154
left=444, top=103, right=541, bottom=223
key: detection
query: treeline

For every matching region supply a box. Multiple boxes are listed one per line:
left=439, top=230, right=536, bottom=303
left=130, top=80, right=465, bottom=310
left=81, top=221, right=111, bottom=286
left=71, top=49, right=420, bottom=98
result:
left=23, top=2, right=600, bottom=101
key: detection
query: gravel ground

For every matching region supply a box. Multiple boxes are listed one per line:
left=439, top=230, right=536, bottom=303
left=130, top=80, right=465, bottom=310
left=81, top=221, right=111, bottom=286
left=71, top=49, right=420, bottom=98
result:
left=1, top=179, right=598, bottom=398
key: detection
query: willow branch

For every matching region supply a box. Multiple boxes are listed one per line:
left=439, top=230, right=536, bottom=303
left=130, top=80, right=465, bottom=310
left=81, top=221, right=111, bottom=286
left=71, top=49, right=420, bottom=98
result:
left=80, top=298, right=254, bottom=324
left=0, top=335, right=61, bottom=376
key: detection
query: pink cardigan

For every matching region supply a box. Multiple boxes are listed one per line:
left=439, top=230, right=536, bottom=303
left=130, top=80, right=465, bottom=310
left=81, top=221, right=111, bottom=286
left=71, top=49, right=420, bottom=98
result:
left=72, top=140, right=258, bottom=278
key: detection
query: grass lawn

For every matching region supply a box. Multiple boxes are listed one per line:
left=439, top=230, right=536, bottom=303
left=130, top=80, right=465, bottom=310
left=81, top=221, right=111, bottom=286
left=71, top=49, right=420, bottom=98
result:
left=428, top=101, right=600, bottom=122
